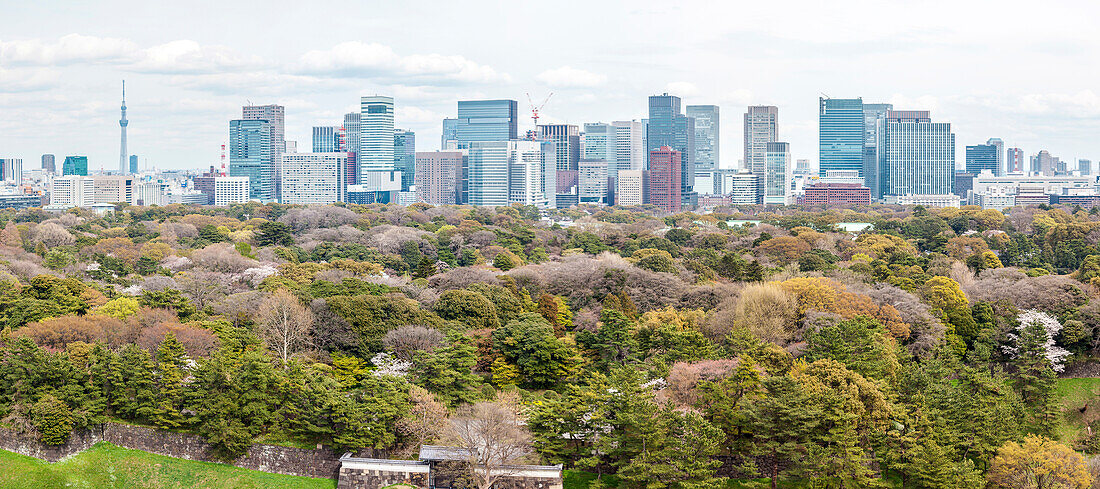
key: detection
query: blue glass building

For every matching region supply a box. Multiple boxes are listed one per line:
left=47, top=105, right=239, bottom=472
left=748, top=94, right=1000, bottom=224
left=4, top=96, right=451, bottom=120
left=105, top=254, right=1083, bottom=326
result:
left=62, top=156, right=88, bottom=176
left=455, top=100, right=518, bottom=147
left=819, top=97, right=865, bottom=177
left=229, top=119, right=274, bottom=201
left=647, top=94, right=695, bottom=206
left=394, top=129, right=416, bottom=191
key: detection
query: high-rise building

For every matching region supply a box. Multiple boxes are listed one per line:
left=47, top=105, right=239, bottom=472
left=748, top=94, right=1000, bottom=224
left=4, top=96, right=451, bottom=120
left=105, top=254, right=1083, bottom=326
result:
left=0, top=158, right=22, bottom=183
left=966, top=143, right=1000, bottom=176
left=764, top=142, right=790, bottom=205
left=819, top=97, right=865, bottom=177
left=687, top=105, right=719, bottom=172
left=612, top=120, right=646, bottom=172
left=1080, top=159, right=1092, bottom=176
left=537, top=124, right=580, bottom=172
left=242, top=104, right=285, bottom=197
left=129, top=155, right=138, bottom=174
left=727, top=170, right=761, bottom=205
left=415, top=151, right=464, bottom=205
left=1007, top=147, right=1025, bottom=173
left=41, top=154, right=55, bottom=174
left=582, top=123, right=617, bottom=165
left=647, top=146, right=682, bottom=213
left=744, top=105, right=778, bottom=202
left=647, top=94, right=695, bottom=207
left=1032, top=150, right=1055, bottom=176
left=616, top=170, right=647, bottom=206
left=62, top=156, right=88, bottom=176
left=578, top=159, right=609, bottom=203
left=312, top=126, right=341, bottom=152
left=228, top=119, right=274, bottom=201
left=455, top=100, right=518, bottom=146
left=442, top=118, right=459, bottom=149
left=879, top=110, right=955, bottom=197
left=214, top=176, right=250, bottom=206
left=861, top=103, right=893, bottom=197
left=466, top=140, right=552, bottom=207
left=394, top=129, right=416, bottom=191
left=343, top=112, right=360, bottom=185
left=279, top=152, right=347, bottom=205
left=360, top=96, right=395, bottom=180
left=986, top=138, right=1005, bottom=174
left=119, top=81, right=128, bottom=175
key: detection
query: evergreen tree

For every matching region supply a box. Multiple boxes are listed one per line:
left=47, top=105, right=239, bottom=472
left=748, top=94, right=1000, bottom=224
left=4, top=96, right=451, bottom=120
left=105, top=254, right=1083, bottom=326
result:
left=152, top=333, right=188, bottom=430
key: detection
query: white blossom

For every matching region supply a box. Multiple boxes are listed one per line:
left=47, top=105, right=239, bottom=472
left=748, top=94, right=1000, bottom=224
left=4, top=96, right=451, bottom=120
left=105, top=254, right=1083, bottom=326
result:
left=370, top=352, right=412, bottom=378
left=1003, top=309, right=1071, bottom=372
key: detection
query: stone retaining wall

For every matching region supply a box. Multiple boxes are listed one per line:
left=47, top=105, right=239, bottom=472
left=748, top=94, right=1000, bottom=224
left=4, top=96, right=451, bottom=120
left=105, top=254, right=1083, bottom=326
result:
left=0, top=422, right=340, bottom=479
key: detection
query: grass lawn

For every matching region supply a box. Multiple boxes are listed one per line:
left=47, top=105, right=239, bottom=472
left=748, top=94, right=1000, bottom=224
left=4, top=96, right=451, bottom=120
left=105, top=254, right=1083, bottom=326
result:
left=1054, top=377, right=1100, bottom=445
left=0, top=442, right=336, bottom=489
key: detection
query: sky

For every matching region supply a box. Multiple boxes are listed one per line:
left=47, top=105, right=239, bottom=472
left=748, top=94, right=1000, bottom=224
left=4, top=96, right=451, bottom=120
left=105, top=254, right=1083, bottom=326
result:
left=1, top=0, right=1099, bottom=172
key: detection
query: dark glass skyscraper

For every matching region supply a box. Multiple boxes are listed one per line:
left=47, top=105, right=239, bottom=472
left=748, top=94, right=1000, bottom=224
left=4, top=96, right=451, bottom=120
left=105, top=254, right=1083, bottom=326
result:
left=455, top=100, right=518, bottom=146
left=819, top=97, right=865, bottom=177
left=965, top=143, right=1000, bottom=175
left=647, top=94, right=695, bottom=207
left=394, top=129, right=416, bottom=191
left=229, top=119, right=274, bottom=201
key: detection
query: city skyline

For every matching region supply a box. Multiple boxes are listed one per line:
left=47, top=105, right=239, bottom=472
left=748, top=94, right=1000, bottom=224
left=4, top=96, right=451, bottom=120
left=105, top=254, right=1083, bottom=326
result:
left=1, top=0, right=1098, bottom=171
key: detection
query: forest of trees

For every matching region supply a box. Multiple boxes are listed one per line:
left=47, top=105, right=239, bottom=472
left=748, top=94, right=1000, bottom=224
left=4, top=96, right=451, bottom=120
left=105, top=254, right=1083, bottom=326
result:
left=3, top=200, right=1100, bottom=488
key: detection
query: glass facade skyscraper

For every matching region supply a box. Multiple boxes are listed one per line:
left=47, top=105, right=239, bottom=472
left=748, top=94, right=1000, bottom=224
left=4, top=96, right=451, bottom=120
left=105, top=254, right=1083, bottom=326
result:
left=343, top=112, right=360, bottom=185
left=455, top=100, right=518, bottom=146
left=965, top=143, right=1000, bottom=175
left=229, top=119, right=274, bottom=201
left=62, top=156, right=88, bottom=176
left=647, top=94, right=695, bottom=206
left=360, top=96, right=395, bottom=178
left=861, top=103, right=893, bottom=197
left=686, top=105, right=719, bottom=172
left=879, top=111, right=955, bottom=197
left=312, top=126, right=341, bottom=153
left=744, top=106, right=778, bottom=202
left=394, top=129, right=416, bottom=191
left=819, top=98, right=865, bottom=177
left=442, top=118, right=458, bottom=148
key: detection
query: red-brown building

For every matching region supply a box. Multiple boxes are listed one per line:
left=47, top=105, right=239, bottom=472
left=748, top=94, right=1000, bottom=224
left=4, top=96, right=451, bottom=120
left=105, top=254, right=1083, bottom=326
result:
left=801, top=183, right=871, bottom=206
left=647, top=146, right=681, bottom=213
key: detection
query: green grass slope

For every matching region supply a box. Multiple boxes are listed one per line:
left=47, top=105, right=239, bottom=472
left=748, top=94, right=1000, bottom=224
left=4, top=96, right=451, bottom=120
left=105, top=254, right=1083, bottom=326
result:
left=0, top=442, right=336, bottom=489
left=1055, top=377, right=1100, bottom=445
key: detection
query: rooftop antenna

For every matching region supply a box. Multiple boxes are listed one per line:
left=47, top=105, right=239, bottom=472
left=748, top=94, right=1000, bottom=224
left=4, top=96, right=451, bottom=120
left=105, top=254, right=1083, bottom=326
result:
left=526, top=92, right=553, bottom=127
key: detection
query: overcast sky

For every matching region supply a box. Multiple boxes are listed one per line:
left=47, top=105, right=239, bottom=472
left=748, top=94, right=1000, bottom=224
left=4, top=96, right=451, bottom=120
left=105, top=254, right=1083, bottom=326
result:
left=2, top=0, right=1099, bottom=172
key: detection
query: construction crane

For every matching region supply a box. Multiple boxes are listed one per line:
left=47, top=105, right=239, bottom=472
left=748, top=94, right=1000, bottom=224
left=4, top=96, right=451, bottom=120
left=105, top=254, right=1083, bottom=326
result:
left=526, top=92, right=553, bottom=127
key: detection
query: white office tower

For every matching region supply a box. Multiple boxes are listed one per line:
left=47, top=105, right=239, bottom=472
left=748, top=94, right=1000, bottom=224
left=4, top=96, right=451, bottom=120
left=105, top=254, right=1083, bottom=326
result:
left=50, top=176, right=94, bottom=208
left=132, top=181, right=164, bottom=206
left=359, top=96, right=395, bottom=187
left=616, top=170, right=646, bottom=206
left=279, top=152, right=347, bottom=205
left=612, top=120, right=646, bottom=172
left=214, top=176, right=250, bottom=206
left=468, top=140, right=553, bottom=207
left=764, top=142, right=791, bottom=204
left=579, top=159, right=609, bottom=203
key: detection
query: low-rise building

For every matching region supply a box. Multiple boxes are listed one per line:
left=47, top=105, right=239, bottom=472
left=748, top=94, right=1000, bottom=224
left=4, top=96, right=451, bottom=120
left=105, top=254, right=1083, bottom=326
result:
left=801, top=183, right=871, bottom=206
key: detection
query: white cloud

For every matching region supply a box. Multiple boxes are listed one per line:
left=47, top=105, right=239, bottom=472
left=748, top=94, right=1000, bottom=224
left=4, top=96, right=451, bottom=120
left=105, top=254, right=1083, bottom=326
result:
left=130, top=40, right=263, bottom=74
left=0, top=67, right=59, bottom=92
left=535, top=66, right=607, bottom=88
left=721, top=89, right=755, bottom=106
left=665, top=81, right=699, bottom=97
left=296, top=41, right=509, bottom=83
left=0, top=34, right=137, bottom=65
